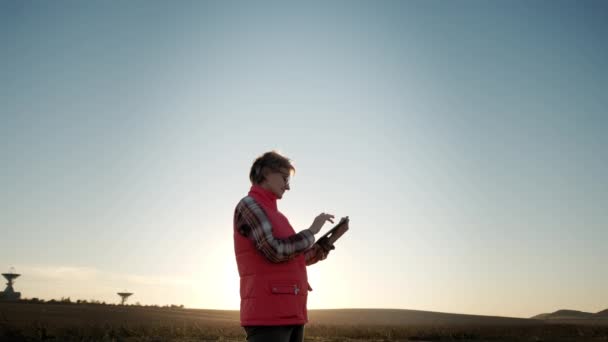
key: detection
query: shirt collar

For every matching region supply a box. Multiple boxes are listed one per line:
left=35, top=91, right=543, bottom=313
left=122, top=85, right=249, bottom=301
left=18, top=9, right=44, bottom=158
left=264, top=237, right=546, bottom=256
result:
left=249, top=184, right=278, bottom=211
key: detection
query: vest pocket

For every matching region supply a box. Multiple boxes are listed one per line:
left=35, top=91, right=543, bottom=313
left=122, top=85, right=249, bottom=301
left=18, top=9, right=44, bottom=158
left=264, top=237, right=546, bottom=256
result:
left=270, top=282, right=300, bottom=295
left=267, top=281, right=306, bottom=320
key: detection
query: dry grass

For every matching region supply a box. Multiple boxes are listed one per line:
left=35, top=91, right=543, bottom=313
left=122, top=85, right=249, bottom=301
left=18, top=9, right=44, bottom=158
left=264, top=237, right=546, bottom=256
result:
left=2, top=303, right=608, bottom=341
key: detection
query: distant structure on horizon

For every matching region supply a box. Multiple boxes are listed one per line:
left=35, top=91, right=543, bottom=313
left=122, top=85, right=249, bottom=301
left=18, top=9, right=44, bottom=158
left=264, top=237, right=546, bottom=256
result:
left=117, top=291, right=133, bottom=305
left=1, top=267, right=21, bottom=301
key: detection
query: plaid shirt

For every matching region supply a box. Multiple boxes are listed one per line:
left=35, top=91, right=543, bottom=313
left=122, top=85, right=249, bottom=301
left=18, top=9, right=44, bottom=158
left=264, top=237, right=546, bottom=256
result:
left=234, top=196, right=329, bottom=266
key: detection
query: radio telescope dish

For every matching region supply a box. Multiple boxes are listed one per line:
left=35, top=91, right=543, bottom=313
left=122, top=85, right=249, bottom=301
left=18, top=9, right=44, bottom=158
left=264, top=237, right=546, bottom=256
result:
left=117, top=291, right=133, bottom=305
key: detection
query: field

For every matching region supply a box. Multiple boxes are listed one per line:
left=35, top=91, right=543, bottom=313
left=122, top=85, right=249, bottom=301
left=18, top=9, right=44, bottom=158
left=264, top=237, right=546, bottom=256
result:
left=2, top=302, right=608, bottom=341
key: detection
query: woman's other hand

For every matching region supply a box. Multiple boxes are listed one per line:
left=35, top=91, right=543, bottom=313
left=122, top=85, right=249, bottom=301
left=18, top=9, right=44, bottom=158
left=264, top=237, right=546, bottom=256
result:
left=309, top=213, right=334, bottom=234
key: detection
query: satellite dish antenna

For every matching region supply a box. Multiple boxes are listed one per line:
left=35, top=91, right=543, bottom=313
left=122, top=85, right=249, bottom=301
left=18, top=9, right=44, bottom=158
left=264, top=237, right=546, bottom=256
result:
left=1, top=266, right=22, bottom=301
left=117, top=291, right=133, bottom=305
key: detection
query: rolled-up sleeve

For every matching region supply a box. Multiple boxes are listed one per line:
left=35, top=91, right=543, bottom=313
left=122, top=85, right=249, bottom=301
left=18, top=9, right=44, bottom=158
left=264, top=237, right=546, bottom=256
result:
left=304, top=244, right=328, bottom=266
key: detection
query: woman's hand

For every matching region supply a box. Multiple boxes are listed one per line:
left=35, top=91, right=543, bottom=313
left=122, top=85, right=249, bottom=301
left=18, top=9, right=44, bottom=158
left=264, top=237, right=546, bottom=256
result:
left=309, top=212, right=334, bottom=234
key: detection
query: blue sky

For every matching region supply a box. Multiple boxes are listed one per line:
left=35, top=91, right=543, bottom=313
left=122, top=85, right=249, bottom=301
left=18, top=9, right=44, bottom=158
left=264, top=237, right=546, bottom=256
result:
left=1, top=0, right=607, bottom=318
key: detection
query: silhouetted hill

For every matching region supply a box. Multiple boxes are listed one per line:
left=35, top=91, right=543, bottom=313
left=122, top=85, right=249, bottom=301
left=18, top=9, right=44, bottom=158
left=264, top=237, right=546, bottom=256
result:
left=309, top=309, right=539, bottom=326
left=531, top=309, right=588, bottom=320
left=531, top=313, right=551, bottom=320
left=531, top=308, right=608, bottom=324
left=310, top=308, right=539, bottom=326
left=596, top=309, right=608, bottom=317
left=541, top=309, right=594, bottom=319
left=4, top=302, right=607, bottom=329
left=0, top=302, right=538, bottom=327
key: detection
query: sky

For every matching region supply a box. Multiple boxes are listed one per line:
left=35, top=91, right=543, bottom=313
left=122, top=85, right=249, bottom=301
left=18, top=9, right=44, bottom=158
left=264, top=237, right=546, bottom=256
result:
left=1, top=0, right=607, bottom=319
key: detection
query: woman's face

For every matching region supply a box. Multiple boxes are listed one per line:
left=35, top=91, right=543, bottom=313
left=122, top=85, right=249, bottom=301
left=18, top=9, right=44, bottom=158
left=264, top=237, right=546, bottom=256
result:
left=261, top=168, right=291, bottom=199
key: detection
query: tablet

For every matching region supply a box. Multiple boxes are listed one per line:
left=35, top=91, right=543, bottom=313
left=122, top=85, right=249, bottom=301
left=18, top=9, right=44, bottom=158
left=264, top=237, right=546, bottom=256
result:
left=319, top=216, right=349, bottom=242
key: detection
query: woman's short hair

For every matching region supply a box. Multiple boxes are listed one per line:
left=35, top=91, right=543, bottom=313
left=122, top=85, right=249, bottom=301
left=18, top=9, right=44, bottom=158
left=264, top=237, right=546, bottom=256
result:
left=249, top=151, right=295, bottom=185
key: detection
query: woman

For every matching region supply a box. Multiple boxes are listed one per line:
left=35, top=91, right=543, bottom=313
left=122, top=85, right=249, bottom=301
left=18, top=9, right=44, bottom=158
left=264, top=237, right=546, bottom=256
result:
left=233, top=151, right=342, bottom=342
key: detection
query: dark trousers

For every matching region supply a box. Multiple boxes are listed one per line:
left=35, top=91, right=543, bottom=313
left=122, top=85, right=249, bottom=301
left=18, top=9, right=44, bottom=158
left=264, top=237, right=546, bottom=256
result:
left=244, top=325, right=304, bottom=342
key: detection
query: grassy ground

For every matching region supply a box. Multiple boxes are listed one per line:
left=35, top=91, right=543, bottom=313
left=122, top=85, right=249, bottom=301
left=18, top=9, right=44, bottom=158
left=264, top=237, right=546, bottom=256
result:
left=2, top=303, right=608, bottom=341
left=3, top=323, right=608, bottom=341
left=3, top=321, right=608, bottom=341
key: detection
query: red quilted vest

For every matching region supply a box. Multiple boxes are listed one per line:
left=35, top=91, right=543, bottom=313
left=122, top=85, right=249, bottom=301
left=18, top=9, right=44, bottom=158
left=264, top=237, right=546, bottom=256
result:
left=234, top=185, right=310, bottom=326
